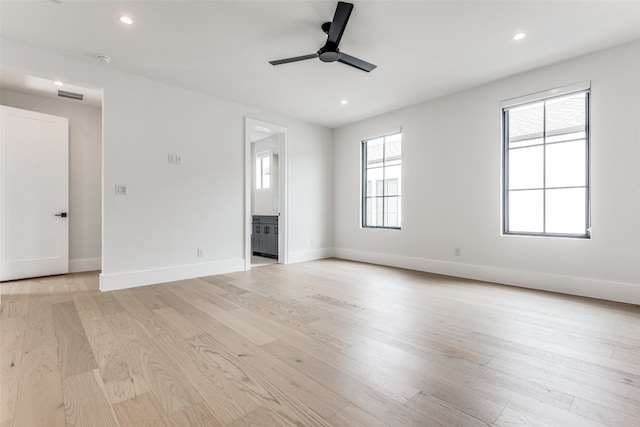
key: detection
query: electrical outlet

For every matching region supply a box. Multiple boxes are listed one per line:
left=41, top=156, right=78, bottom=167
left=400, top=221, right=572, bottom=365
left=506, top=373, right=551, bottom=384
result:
left=454, top=248, right=461, bottom=256
left=197, top=248, right=203, bottom=257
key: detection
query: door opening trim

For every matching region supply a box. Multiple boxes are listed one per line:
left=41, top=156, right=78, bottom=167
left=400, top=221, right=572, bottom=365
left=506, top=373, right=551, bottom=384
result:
left=244, top=118, right=288, bottom=270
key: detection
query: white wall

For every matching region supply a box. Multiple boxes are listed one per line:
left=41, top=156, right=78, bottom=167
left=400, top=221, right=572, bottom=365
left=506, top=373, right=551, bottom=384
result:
left=1, top=39, right=333, bottom=291
left=288, top=124, right=334, bottom=263
left=0, top=89, right=102, bottom=272
left=333, top=40, right=640, bottom=305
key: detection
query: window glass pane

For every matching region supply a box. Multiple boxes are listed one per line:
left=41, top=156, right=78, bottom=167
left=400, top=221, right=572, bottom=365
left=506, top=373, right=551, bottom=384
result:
left=509, top=137, right=543, bottom=149
left=508, top=145, right=543, bottom=190
left=384, top=196, right=400, bottom=227
left=366, top=180, right=372, bottom=197
left=367, top=167, right=383, bottom=191
left=375, top=180, right=383, bottom=197
left=385, top=157, right=402, bottom=167
left=365, top=198, right=372, bottom=226
left=546, top=130, right=586, bottom=144
left=546, top=93, right=586, bottom=137
left=546, top=188, right=586, bottom=234
left=367, top=138, right=384, bottom=164
left=509, top=102, right=543, bottom=145
left=385, top=134, right=402, bottom=160
left=546, top=140, right=586, bottom=188
left=385, top=178, right=398, bottom=196
left=375, top=197, right=383, bottom=226
left=385, top=165, right=401, bottom=193
left=508, top=190, right=543, bottom=233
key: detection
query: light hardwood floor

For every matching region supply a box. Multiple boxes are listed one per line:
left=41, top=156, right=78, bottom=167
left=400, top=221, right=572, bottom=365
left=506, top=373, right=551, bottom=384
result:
left=1, top=259, right=639, bottom=426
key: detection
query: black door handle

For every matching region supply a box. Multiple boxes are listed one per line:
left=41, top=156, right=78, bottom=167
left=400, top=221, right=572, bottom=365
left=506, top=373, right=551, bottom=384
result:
left=55, top=212, right=68, bottom=218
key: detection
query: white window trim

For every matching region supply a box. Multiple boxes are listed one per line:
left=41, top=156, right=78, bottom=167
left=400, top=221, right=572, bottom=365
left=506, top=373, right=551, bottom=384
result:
left=501, top=82, right=591, bottom=239
left=361, top=131, right=403, bottom=230
left=501, top=81, right=591, bottom=109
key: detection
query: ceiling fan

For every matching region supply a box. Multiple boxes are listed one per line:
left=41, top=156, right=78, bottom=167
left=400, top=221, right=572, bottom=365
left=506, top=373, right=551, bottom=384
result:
left=269, top=1, right=377, bottom=72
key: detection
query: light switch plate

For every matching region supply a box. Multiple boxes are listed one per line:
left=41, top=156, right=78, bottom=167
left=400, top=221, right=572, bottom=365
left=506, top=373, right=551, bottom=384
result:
left=168, top=153, right=182, bottom=165
left=115, top=184, right=128, bottom=195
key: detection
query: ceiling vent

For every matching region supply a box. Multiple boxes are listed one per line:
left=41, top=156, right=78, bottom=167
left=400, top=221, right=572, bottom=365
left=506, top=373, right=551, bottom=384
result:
left=58, top=90, right=84, bottom=101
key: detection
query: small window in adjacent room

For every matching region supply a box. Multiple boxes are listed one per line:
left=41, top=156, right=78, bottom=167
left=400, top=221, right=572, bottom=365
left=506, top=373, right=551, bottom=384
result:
left=256, top=153, right=270, bottom=189
left=362, top=132, right=402, bottom=229
left=502, top=83, right=590, bottom=238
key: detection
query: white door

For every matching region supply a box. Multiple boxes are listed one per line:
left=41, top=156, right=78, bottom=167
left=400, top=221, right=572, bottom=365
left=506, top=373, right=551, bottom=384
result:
left=0, top=106, right=69, bottom=281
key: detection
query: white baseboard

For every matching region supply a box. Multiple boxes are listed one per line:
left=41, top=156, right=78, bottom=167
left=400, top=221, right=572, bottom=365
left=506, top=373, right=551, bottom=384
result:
left=99, top=258, right=245, bottom=292
left=333, top=248, right=640, bottom=305
left=69, top=257, right=101, bottom=273
left=287, top=247, right=334, bottom=264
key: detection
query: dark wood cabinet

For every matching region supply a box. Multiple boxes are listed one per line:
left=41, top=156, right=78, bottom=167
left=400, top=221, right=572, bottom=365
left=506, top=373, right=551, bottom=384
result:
left=252, top=215, right=278, bottom=258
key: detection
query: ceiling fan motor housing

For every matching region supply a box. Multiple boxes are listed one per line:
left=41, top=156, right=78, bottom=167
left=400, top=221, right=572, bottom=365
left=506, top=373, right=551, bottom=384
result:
left=319, top=46, right=340, bottom=62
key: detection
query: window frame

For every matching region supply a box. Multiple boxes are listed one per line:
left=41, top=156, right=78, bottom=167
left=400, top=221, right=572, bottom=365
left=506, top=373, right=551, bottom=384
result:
left=502, top=82, right=591, bottom=239
left=361, top=132, right=402, bottom=230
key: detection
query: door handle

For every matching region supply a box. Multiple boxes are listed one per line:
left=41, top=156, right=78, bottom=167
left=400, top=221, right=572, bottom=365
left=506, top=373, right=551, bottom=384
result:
left=55, top=212, right=68, bottom=218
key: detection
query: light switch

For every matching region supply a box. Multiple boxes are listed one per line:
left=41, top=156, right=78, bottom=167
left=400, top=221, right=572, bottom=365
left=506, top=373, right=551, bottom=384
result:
left=115, top=184, right=128, bottom=195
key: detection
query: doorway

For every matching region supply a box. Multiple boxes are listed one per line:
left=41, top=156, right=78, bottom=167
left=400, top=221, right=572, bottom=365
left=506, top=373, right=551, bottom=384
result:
left=0, top=72, right=103, bottom=280
left=0, top=106, right=69, bottom=280
left=245, top=118, right=288, bottom=269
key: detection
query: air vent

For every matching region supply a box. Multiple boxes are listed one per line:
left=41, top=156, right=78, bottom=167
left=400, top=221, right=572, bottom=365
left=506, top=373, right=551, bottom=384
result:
left=57, top=90, right=84, bottom=101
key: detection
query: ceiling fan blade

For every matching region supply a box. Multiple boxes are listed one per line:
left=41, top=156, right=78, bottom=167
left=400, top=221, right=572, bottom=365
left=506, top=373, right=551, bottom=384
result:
left=269, top=54, right=318, bottom=66
left=337, top=52, right=377, bottom=72
left=327, top=1, right=353, bottom=48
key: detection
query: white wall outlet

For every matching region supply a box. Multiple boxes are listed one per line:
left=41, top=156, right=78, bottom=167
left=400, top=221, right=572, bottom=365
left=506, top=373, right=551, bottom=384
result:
left=115, top=184, right=128, bottom=195
left=175, top=155, right=182, bottom=165
left=454, top=248, right=461, bottom=256
left=197, top=248, right=203, bottom=257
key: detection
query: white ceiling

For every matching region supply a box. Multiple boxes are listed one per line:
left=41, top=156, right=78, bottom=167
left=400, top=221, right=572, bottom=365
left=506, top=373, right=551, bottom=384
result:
left=1, top=1, right=639, bottom=128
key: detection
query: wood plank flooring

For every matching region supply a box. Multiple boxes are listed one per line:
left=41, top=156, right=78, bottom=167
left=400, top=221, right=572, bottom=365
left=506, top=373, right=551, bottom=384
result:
left=1, top=259, right=639, bottom=426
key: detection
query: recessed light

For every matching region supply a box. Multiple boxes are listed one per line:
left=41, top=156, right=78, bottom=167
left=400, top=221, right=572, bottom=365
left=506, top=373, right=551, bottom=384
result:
left=341, top=99, right=348, bottom=105
left=119, top=15, right=133, bottom=25
left=53, top=80, right=64, bottom=86
left=512, top=32, right=527, bottom=41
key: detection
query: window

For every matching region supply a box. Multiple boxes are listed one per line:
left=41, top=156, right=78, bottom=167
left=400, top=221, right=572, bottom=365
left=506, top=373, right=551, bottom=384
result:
left=502, top=84, right=590, bottom=238
left=256, top=153, right=270, bottom=189
left=362, top=132, right=402, bottom=228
